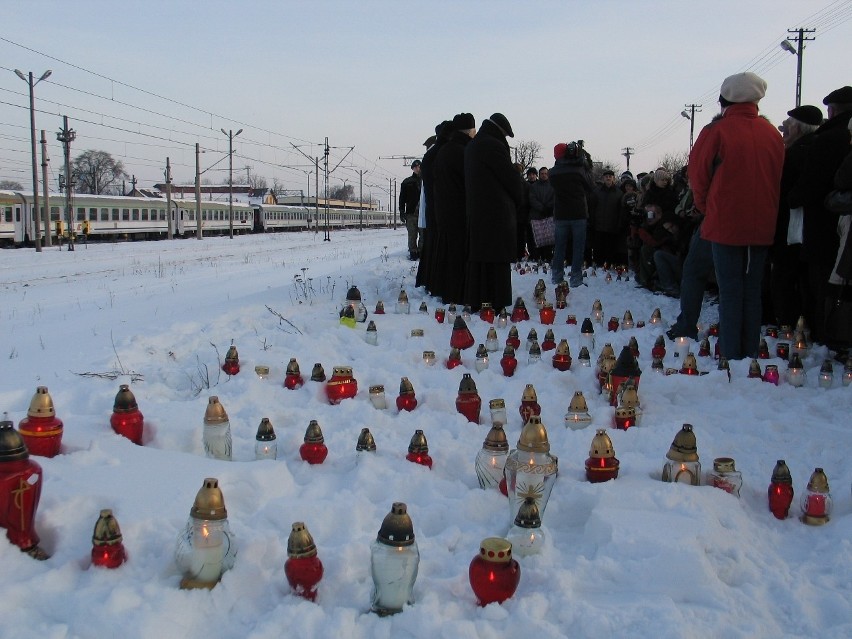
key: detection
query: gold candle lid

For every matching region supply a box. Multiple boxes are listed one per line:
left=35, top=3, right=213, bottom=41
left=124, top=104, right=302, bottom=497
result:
left=477, top=537, right=513, bottom=564
left=399, top=377, right=415, bottom=394
left=589, top=429, right=615, bottom=459
left=203, top=396, right=229, bottom=424
left=482, top=423, right=508, bottom=452
left=113, top=384, right=138, bottom=413
left=569, top=391, right=588, bottom=412
left=224, top=345, right=239, bottom=362
left=304, top=420, right=324, bottom=443
left=408, top=429, right=428, bottom=453
left=377, top=502, right=415, bottom=547
left=190, top=478, right=227, bottom=521
left=517, top=415, right=550, bottom=453
left=356, top=427, right=376, bottom=452
left=27, top=386, right=55, bottom=418
left=489, top=398, right=505, bottom=410
left=513, top=498, right=541, bottom=529
left=92, top=509, right=123, bottom=546
left=458, top=373, right=478, bottom=394
left=255, top=417, right=276, bottom=442
left=666, top=424, right=699, bottom=462
left=287, top=522, right=318, bottom=559
left=286, top=358, right=301, bottom=375
left=713, top=457, right=736, bottom=473
left=806, top=468, right=829, bottom=493
left=521, top=383, right=537, bottom=403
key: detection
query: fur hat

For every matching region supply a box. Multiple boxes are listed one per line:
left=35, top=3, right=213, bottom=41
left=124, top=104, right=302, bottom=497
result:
left=823, top=86, right=852, bottom=105
left=654, top=169, right=672, bottom=183
left=786, top=105, right=823, bottom=126
left=553, top=143, right=567, bottom=160
left=719, top=72, right=767, bottom=104
left=488, top=113, right=514, bottom=137
left=452, top=112, right=475, bottom=130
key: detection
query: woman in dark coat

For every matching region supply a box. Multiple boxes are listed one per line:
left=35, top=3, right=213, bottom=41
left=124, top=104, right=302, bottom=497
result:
left=463, top=113, right=524, bottom=310
left=432, top=113, right=475, bottom=304
left=416, top=120, right=454, bottom=293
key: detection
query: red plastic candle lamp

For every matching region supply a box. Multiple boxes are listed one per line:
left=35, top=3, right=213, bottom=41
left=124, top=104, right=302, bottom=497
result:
left=450, top=317, right=475, bottom=350
left=479, top=303, right=495, bottom=324
left=518, top=384, right=541, bottom=423
left=505, top=327, right=521, bottom=350
left=776, top=342, right=790, bottom=360
left=434, top=308, right=446, bottom=324
left=800, top=468, right=831, bottom=526
left=551, top=339, right=572, bottom=371
left=762, top=364, right=780, bottom=385
left=540, top=329, right=556, bottom=352
left=325, top=366, right=357, bottom=404
left=284, top=358, right=305, bottom=390
left=469, top=538, right=520, bottom=606
left=406, top=430, right=432, bottom=469
left=110, top=385, right=144, bottom=445
left=455, top=374, right=481, bottom=423
left=500, top=346, right=517, bottom=377
left=510, top=298, right=529, bottom=323
left=221, top=345, right=240, bottom=376
left=566, top=314, right=577, bottom=325
left=17, top=386, right=63, bottom=458
left=284, top=522, right=323, bottom=602
left=299, top=420, right=328, bottom=464
left=697, top=339, right=711, bottom=358
left=91, top=509, right=126, bottom=569
left=613, top=406, right=636, bottom=431
left=446, top=348, right=463, bottom=370
left=651, top=336, right=666, bottom=360
left=708, top=323, right=719, bottom=337
left=539, top=303, right=555, bottom=325
left=0, top=420, right=48, bottom=559
left=396, top=378, right=418, bottom=412
left=585, top=429, right=620, bottom=482
left=767, top=459, right=794, bottom=519
left=607, top=317, right=619, bottom=332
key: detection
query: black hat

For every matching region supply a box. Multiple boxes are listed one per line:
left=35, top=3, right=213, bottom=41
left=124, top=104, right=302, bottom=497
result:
left=489, top=113, right=514, bottom=138
left=411, top=159, right=421, bottom=169
left=601, top=169, right=615, bottom=177
left=423, top=134, right=437, bottom=147
left=787, top=105, right=823, bottom=126
left=452, top=112, right=475, bottom=129
left=823, top=86, right=852, bottom=105
left=525, top=167, right=538, bottom=176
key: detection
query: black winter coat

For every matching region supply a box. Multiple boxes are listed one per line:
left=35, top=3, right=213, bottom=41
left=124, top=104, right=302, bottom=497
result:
left=416, top=131, right=451, bottom=290
left=773, top=131, right=816, bottom=249
left=432, top=130, right=472, bottom=302
left=398, top=172, right=421, bottom=222
left=548, top=156, right=593, bottom=221
left=464, top=120, right=523, bottom=263
left=528, top=180, right=555, bottom=220
left=591, top=184, right=623, bottom=233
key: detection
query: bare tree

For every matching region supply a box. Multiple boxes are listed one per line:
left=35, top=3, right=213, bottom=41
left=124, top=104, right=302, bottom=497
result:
left=329, top=184, right=355, bottom=201
left=512, top=140, right=541, bottom=171
left=657, top=151, right=690, bottom=175
left=0, top=180, right=24, bottom=190
left=72, top=150, right=128, bottom=194
left=592, top=158, right=622, bottom=181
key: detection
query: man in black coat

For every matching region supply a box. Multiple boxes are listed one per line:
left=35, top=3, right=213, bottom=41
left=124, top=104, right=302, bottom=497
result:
left=463, top=113, right=524, bottom=311
left=788, top=85, right=852, bottom=342
left=416, top=121, right=454, bottom=292
left=398, top=160, right=422, bottom=260
left=432, top=112, right=476, bottom=304
left=590, top=169, right=626, bottom=265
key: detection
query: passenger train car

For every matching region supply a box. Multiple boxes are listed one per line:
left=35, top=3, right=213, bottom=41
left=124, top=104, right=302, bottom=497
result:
left=0, top=190, right=392, bottom=246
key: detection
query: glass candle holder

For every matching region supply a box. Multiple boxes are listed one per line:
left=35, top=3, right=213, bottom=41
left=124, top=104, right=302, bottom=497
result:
left=709, top=457, right=743, bottom=497
left=369, top=385, right=387, bottom=410
left=800, top=468, right=832, bottom=526
left=475, top=423, right=508, bottom=489
left=422, top=350, right=436, bottom=366
left=762, top=364, right=780, bottom=385
left=489, top=398, right=507, bottom=426
left=371, top=503, right=419, bottom=616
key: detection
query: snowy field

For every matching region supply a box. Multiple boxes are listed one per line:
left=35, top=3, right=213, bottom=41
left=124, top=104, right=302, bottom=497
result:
left=0, top=228, right=850, bottom=639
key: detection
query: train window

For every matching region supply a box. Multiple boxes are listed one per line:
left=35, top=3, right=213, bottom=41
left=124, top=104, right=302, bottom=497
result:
left=51, top=207, right=60, bottom=221
left=77, top=207, right=86, bottom=221
left=89, top=208, right=97, bottom=221
left=188, top=211, right=195, bottom=221
left=4, top=206, right=11, bottom=222
left=112, top=208, right=119, bottom=221
left=141, top=209, right=148, bottom=221
left=100, top=208, right=109, bottom=221
left=132, top=209, right=140, bottom=221
left=122, top=209, right=130, bottom=221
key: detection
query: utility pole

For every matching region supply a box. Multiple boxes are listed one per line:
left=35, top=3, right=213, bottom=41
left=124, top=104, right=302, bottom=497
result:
left=14, top=69, right=51, bottom=251
left=221, top=128, right=243, bottom=239
left=40, top=130, right=51, bottom=247
left=314, top=158, right=319, bottom=231
left=323, top=137, right=330, bottom=241
left=621, top=147, right=634, bottom=172
left=56, top=115, right=76, bottom=251
left=291, top=140, right=353, bottom=239
left=390, top=177, right=395, bottom=229
left=195, top=143, right=202, bottom=239
left=781, top=28, right=816, bottom=107
left=681, top=104, right=702, bottom=152
left=357, top=169, right=365, bottom=231
left=165, top=157, right=173, bottom=240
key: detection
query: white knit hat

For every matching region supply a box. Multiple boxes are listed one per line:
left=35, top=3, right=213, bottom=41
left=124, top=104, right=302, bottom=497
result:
left=720, top=72, right=767, bottom=104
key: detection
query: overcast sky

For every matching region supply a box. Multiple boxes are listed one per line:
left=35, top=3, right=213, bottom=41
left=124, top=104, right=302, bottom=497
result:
left=1, top=0, right=849, bottom=207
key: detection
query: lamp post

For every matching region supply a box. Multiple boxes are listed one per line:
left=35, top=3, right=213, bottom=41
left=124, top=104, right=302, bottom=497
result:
left=14, top=69, right=52, bottom=252
left=681, top=104, right=701, bottom=152
left=780, top=29, right=814, bottom=108
left=221, top=128, right=243, bottom=239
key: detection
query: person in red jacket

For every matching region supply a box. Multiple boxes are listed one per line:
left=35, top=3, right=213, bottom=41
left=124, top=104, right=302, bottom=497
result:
left=689, top=72, right=784, bottom=359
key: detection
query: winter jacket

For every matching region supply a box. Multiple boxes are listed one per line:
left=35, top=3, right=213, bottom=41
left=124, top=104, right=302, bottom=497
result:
left=398, top=172, right=422, bottom=222
left=464, top=120, right=523, bottom=263
left=528, top=180, right=555, bottom=220
left=640, top=182, right=678, bottom=217
left=590, top=183, right=623, bottom=233
left=690, top=102, right=784, bottom=246
left=548, top=155, right=594, bottom=222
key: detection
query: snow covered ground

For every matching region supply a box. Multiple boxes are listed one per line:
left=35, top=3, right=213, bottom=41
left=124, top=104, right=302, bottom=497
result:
left=0, top=229, right=850, bottom=639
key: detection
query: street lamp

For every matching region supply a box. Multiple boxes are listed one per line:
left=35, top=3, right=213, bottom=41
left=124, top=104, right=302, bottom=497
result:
left=221, top=128, right=243, bottom=239
left=780, top=37, right=803, bottom=107
left=14, top=69, right=52, bottom=252
left=681, top=105, right=700, bottom=152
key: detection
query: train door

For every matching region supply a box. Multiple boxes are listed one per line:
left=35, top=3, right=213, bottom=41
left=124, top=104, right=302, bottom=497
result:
left=13, top=193, right=29, bottom=244
left=172, top=204, right=183, bottom=235
left=253, top=206, right=264, bottom=233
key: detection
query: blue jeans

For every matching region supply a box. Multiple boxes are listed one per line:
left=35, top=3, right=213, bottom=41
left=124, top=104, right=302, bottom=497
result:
left=670, top=226, right=713, bottom=338
left=654, top=250, right=682, bottom=294
left=552, top=219, right=586, bottom=287
left=712, top=243, right=768, bottom=360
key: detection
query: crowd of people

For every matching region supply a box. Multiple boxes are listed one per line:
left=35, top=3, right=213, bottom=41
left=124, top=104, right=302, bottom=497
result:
left=401, top=76, right=852, bottom=361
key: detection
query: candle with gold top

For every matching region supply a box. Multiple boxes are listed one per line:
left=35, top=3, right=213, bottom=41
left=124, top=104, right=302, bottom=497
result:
left=284, top=358, right=304, bottom=390
left=446, top=303, right=457, bottom=324
left=369, top=384, right=387, bottom=410
left=110, top=384, right=144, bottom=445
left=621, top=310, right=634, bottom=330
left=374, top=300, right=385, bottom=315
left=580, top=317, right=595, bottom=352
left=17, top=386, right=63, bottom=458
left=649, top=308, right=663, bottom=325
left=578, top=346, right=591, bottom=367
left=566, top=313, right=577, bottom=325
left=757, top=339, right=770, bottom=359
left=418, top=301, right=428, bottom=314
left=592, top=299, right=603, bottom=325
left=284, top=522, right=324, bottom=601
left=555, top=285, right=567, bottom=310
left=506, top=325, right=521, bottom=350
left=406, top=430, right=432, bottom=468
left=371, top=503, right=419, bottom=616
left=661, top=424, right=701, bottom=486
left=456, top=373, right=482, bottom=423
left=475, top=422, right=508, bottom=489
left=474, top=344, right=489, bottom=373
left=364, top=320, right=378, bottom=346
left=818, top=360, right=834, bottom=388
left=221, top=344, right=240, bottom=376
left=342, top=285, right=368, bottom=322
left=356, top=428, right=377, bottom=453
left=175, top=478, right=237, bottom=590
left=607, top=316, right=619, bottom=332
left=90, top=509, right=126, bottom=569
left=609, top=346, right=641, bottom=407
left=564, top=391, right=592, bottom=430
left=709, top=457, right=742, bottom=497
left=768, top=460, right=794, bottom=520
left=496, top=307, right=509, bottom=328
left=446, top=347, right=462, bottom=370
left=396, top=377, right=418, bottom=412
left=527, top=340, right=542, bottom=364
left=651, top=335, right=666, bottom=360
left=504, top=415, right=558, bottom=525
left=300, top=420, right=328, bottom=464
left=551, top=339, right=572, bottom=371
left=510, top=297, right=529, bottom=322
left=541, top=328, right=556, bottom=351
left=585, top=429, right=619, bottom=482
left=434, top=307, right=446, bottom=324
left=787, top=353, right=806, bottom=387
left=507, top=497, right=545, bottom=556
left=202, top=396, right=231, bottom=461
left=800, top=468, right=832, bottom=526
left=485, top=327, right=499, bottom=352
left=500, top=345, right=517, bottom=377
left=469, top=537, right=521, bottom=605
left=479, top=302, right=495, bottom=323
left=539, top=302, right=555, bottom=325
left=748, top=359, right=763, bottom=379
left=310, top=363, right=326, bottom=382
left=325, top=366, right=358, bottom=404
left=396, top=290, right=410, bottom=314
left=679, top=352, right=700, bottom=376
left=450, top=316, right=475, bottom=350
